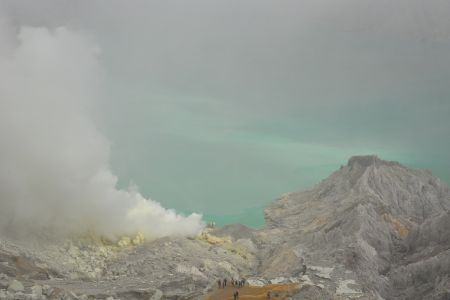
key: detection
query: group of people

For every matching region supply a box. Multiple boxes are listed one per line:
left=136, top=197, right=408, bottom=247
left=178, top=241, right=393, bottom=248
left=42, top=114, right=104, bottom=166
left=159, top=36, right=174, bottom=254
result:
left=216, top=277, right=247, bottom=299
left=217, top=278, right=227, bottom=288
left=217, top=277, right=246, bottom=289
left=232, top=278, right=246, bottom=288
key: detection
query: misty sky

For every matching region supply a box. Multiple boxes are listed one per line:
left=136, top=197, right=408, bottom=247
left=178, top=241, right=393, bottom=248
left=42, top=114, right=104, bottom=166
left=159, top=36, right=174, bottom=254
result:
left=2, top=0, right=450, bottom=227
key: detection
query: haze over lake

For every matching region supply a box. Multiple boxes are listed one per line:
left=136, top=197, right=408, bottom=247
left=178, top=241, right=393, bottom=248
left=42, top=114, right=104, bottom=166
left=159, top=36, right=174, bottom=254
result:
left=2, top=0, right=450, bottom=227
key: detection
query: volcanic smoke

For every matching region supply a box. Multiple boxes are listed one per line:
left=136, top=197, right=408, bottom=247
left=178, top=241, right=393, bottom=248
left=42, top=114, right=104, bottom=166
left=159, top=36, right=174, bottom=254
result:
left=0, top=21, right=204, bottom=239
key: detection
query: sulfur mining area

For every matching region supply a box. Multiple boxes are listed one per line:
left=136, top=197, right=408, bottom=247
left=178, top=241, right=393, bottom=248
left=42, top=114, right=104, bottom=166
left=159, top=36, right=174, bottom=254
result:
left=1, top=155, right=450, bottom=300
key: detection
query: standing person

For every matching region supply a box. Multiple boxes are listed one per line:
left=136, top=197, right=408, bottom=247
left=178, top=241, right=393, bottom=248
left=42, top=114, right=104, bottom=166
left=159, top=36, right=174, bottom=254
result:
left=224, top=278, right=227, bottom=287
left=217, top=279, right=221, bottom=289
left=301, top=264, right=307, bottom=275
left=231, top=278, right=235, bottom=286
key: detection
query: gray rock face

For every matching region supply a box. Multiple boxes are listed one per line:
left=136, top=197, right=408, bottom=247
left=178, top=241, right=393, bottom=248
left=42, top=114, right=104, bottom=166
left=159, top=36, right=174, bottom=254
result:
left=0, top=155, right=449, bottom=299
left=261, top=155, right=450, bottom=300
left=211, top=224, right=256, bottom=241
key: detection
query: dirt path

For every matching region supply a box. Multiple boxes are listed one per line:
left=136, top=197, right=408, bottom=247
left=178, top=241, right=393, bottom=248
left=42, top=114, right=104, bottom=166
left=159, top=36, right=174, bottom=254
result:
left=204, top=283, right=301, bottom=300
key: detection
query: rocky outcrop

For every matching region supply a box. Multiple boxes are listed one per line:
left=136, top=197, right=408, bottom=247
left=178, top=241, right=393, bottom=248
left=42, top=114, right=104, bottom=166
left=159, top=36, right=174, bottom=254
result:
left=0, top=230, right=258, bottom=299
left=261, top=155, right=450, bottom=300
left=1, top=155, right=449, bottom=299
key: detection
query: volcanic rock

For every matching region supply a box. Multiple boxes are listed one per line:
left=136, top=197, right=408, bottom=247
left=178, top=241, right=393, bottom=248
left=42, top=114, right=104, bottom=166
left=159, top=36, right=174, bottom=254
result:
left=0, top=155, right=449, bottom=299
left=261, top=155, right=450, bottom=299
left=31, top=285, right=42, bottom=298
left=7, top=279, right=24, bottom=293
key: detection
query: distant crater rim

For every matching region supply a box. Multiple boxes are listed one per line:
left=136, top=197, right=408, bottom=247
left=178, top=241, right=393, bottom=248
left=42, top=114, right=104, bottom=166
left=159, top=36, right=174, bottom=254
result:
left=347, top=155, right=399, bottom=168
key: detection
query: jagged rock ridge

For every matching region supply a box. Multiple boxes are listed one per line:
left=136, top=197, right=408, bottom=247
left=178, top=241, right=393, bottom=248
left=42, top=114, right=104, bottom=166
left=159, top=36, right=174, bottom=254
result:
left=262, top=155, right=450, bottom=299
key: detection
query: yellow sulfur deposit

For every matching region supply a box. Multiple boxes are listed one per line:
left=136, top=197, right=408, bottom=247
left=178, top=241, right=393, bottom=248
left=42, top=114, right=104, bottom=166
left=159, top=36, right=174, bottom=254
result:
left=382, top=214, right=410, bottom=239
left=198, top=230, right=232, bottom=245
left=196, top=229, right=249, bottom=259
left=117, top=232, right=145, bottom=247
left=70, top=230, right=146, bottom=251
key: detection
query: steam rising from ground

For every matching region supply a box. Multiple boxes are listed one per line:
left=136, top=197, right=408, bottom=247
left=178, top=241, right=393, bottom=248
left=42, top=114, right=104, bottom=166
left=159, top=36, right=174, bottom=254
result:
left=0, top=21, right=204, bottom=239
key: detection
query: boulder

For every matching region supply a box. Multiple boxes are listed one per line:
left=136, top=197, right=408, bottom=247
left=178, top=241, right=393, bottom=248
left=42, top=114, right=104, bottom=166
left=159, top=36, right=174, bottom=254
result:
left=12, top=292, right=26, bottom=300
left=31, top=285, right=42, bottom=297
left=0, top=277, right=8, bottom=290
left=42, top=285, right=53, bottom=296
left=7, top=280, right=24, bottom=293
left=149, top=289, right=163, bottom=300
left=0, top=289, right=7, bottom=299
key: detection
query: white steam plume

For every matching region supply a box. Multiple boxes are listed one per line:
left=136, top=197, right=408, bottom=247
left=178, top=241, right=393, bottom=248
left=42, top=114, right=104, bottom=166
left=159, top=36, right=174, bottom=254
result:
left=0, top=22, right=204, bottom=239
